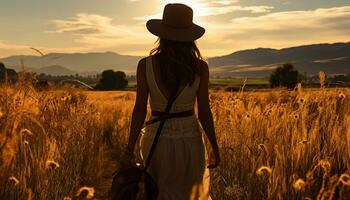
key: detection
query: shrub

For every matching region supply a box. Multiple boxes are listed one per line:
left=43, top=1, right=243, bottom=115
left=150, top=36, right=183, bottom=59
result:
left=269, top=63, right=302, bottom=88
left=94, top=70, right=128, bottom=90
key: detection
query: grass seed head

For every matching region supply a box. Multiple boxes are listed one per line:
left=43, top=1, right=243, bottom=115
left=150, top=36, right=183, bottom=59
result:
left=9, top=176, right=19, bottom=185
left=318, top=160, right=331, bottom=173
left=256, top=166, right=272, bottom=176
left=338, top=92, right=345, bottom=99
left=76, top=186, right=95, bottom=199
left=46, top=160, right=60, bottom=170
left=338, top=174, right=350, bottom=186
left=61, top=96, right=68, bottom=101
left=293, top=178, right=306, bottom=191
left=297, top=83, right=302, bottom=93
left=298, top=139, right=308, bottom=144
left=297, top=98, right=305, bottom=104
left=319, top=71, right=326, bottom=88
left=20, top=128, right=33, bottom=136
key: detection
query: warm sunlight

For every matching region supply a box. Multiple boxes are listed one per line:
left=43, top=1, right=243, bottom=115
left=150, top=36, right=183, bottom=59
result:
left=1, top=1, right=350, bottom=200
left=162, top=0, right=209, bottom=17
left=1, top=1, right=349, bottom=58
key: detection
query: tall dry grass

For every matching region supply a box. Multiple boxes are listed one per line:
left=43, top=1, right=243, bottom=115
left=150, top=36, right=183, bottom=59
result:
left=86, top=87, right=350, bottom=199
left=209, top=88, right=350, bottom=199
left=0, top=81, right=132, bottom=199
left=1, top=79, right=350, bottom=199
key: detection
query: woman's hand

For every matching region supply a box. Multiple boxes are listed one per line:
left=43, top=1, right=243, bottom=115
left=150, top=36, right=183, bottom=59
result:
left=207, top=147, right=220, bottom=169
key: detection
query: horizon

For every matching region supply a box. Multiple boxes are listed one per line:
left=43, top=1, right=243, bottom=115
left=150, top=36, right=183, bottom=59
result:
left=1, top=40, right=349, bottom=59
left=1, top=0, right=350, bottom=58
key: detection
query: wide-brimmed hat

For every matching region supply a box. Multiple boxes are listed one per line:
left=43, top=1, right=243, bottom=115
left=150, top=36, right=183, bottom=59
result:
left=146, top=3, right=205, bottom=42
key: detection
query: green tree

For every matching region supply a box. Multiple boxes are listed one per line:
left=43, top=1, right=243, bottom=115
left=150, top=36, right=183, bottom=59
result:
left=0, top=62, right=18, bottom=83
left=269, top=63, right=302, bottom=88
left=0, top=63, right=6, bottom=82
left=95, top=70, right=128, bottom=90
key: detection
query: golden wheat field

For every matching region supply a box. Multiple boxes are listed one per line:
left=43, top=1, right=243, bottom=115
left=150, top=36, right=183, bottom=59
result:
left=1, top=81, right=350, bottom=200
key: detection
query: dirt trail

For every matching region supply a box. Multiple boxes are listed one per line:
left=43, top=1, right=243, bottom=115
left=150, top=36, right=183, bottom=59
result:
left=94, top=149, right=119, bottom=199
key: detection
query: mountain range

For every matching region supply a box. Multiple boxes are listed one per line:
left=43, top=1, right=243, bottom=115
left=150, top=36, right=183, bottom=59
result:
left=0, top=42, right=349, bottom=77
left=0, top=52, right=141, bottom=76
left=209, top=42, right=350, bottom=77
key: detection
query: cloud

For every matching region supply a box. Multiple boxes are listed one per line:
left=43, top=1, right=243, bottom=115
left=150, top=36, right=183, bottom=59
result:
left=0, top=41, right=89, bottom=58
left=210, top=1, right=238, bottom=6
left=134, top=1, right=273, bottom=21
left=50, top=13, right=126, bottom=37
left=205, top=5, right=274, bottom=15
left=49, top=13, right=151, bottom=49
left=50, top=13, right=108, bottom=34
left=227, top=6, right=350, bottom=36
left=0, top=41, right=28, bottom=50
left=197, top=6, right=350, bottom=56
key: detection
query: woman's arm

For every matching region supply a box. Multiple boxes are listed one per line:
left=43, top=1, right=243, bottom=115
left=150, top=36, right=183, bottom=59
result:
left=197, top=60, right=220, bottom=168
left=125, top=58, right=149, bottom=155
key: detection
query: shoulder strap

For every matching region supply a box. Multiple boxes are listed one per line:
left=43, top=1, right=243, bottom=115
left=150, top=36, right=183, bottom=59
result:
left=144, top=83, right=179, bottom=171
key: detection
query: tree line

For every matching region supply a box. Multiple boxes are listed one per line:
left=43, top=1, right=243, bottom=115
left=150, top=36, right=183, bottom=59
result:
left=0, top=62, right=129, bottom=90
left=269, top=63, right=350, bottom=88
left=1, top=61, right=350, bottom=90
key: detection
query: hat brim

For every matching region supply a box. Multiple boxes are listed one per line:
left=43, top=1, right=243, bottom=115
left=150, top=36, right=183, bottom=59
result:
left=146, top=19, right=205, bottom=42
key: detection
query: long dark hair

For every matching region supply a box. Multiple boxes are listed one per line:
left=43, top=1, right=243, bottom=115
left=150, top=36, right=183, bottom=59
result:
left=150, top=38, right=204, bottom=91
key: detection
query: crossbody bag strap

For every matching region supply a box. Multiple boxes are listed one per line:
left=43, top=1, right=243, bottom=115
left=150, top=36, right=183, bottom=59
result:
left=144, top=84, right=179, bottom=171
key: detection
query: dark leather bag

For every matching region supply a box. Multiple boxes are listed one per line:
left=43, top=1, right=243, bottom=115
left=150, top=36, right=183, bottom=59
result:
left=110, top=85, right=180, bottom=200
left=109, top=166, right=158, bottom=200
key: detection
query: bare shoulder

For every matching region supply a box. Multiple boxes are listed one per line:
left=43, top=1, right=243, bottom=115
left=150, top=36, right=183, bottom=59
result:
left=138, top=57, right=148, bottom=68
left=197, top=59, right=209, bottom=77
left=136, top=57, right=148, bottom=75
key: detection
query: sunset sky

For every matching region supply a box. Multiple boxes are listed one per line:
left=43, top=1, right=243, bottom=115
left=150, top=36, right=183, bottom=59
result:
left=1, top=0, right=350, bottom=58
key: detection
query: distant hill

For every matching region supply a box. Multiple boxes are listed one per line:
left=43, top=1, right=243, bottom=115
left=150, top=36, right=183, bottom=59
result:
left=0, top=52, right=141, bottom=75
left=34, top=65, right=77, bottom=76
left=1, top=42, right=349, bottom=77
left=208, top=42, right=350, bottom=77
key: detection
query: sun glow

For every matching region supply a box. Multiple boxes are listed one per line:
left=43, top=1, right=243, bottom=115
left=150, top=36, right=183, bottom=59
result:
left=161, top=0, right=209, bottom=18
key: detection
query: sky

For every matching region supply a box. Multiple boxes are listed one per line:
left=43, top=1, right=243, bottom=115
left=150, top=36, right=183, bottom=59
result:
left=0, top=0, right=350, bottom=58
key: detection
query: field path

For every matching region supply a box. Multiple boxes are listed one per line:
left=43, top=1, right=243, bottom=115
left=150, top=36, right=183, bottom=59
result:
left=94, top=148, right=119, bottom=199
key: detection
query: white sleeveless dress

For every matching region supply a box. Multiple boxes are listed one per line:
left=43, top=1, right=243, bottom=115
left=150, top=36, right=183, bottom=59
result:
left=140, top=56, right=211, bottom=200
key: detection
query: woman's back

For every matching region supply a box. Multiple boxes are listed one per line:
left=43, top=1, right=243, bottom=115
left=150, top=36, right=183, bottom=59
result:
left=145, top=55, right=200, bottom=113
left=141, top=54, right=211, bottom=199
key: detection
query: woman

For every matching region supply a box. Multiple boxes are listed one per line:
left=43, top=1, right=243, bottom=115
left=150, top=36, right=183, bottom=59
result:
left=120, top=3, right=220, bottom=200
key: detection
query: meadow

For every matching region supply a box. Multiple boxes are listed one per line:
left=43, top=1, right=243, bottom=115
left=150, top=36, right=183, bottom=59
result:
left=127, top=78, right=269, bottom=89
left=209, top=78, right=269, bottom=87
left=1, top=79, right=350, bottom=199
